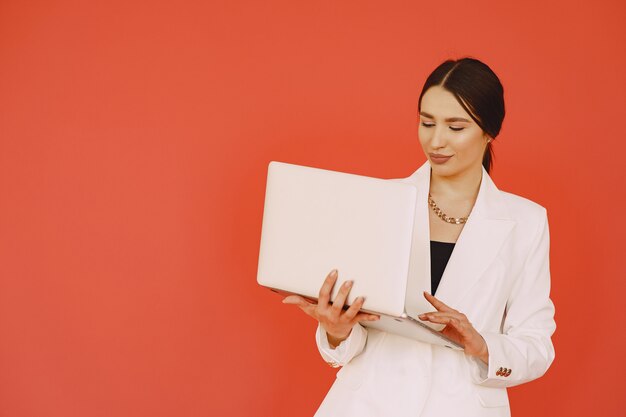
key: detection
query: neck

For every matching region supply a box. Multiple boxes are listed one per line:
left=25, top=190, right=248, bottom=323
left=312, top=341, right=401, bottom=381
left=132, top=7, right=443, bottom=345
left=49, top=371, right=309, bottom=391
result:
left=429, top=164, right=483, bottom=201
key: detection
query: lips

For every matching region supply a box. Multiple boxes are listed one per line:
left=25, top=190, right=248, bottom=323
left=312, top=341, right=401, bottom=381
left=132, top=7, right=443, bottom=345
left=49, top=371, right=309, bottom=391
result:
left=429, top=153, right=452, bottom=164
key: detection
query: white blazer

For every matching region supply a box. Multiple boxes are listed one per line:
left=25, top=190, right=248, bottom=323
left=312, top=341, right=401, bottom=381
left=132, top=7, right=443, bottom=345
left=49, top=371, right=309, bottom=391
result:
left=313, top=161, right=556, bottom=417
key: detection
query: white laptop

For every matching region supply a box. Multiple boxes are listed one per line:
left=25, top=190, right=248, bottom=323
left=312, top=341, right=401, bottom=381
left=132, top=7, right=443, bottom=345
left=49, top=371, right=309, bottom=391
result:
left=256, top=161, right=462, bottom=350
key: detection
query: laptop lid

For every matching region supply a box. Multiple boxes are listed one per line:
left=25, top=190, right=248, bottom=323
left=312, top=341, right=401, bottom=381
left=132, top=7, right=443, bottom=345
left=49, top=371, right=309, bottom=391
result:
left=257, top=161, right=417, bottom=317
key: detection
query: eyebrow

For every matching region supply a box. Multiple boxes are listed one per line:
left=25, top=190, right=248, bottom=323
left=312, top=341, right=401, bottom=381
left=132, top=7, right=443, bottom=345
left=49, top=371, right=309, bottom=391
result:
left=419, top=111, right=471, bottom=123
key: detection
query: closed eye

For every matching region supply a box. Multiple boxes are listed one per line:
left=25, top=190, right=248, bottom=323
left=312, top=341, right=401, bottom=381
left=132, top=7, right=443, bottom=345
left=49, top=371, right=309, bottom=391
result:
left=420, top=122, right=465, bottom=132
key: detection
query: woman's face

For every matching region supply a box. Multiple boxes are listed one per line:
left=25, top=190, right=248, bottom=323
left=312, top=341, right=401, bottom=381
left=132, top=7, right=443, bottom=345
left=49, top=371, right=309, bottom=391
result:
left=418, top=85, right=490, bottom=179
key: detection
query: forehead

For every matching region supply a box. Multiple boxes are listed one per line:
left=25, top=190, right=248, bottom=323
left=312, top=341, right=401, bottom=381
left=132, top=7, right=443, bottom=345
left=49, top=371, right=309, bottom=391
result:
left=420, top=85, right=472, bottom=120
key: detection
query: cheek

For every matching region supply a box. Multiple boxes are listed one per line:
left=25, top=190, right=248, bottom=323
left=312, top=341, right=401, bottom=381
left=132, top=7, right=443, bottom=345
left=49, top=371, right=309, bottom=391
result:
left=454, top=134, right=485, bottom=156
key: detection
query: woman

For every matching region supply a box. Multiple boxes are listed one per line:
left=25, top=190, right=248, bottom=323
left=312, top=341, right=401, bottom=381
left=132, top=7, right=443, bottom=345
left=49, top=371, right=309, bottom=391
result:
left=283, top=57, right=556, bottom=417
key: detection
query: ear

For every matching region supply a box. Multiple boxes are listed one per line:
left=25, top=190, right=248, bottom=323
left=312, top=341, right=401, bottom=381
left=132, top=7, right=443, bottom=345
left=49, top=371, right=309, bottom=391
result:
left=483, top=133, right=493, bottom=143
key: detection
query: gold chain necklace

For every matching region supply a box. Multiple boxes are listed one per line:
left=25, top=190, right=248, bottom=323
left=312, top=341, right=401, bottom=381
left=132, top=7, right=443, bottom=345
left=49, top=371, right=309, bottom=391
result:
left=428, top=194, right=469, bottom=225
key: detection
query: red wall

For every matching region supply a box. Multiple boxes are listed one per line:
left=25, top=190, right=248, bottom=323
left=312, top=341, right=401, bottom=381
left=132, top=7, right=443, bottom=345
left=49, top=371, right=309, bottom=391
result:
left=1, top=0, right=624, bottom=416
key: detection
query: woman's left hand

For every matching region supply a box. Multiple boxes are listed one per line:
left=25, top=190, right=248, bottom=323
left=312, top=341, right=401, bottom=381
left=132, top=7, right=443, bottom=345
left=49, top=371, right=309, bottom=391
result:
left=418, top=292, right=489, bottom=364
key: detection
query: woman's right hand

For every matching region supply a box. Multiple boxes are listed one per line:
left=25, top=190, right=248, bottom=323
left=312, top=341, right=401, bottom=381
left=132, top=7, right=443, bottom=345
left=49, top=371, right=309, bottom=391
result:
left=282, top=269, right=380, bottom=347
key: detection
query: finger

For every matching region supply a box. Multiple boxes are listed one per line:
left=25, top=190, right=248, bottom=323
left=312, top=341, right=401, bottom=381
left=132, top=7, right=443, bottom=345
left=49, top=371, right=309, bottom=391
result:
left=282, top=295, right=316, bottom=315
left=354, top=312, right=380, bottom=322
left=331, top=279, right=353, bottom=314
left=423, top=291, right=456, bottom=312
left=343, top=296, right=365, bottom=321
left=418, top=311, right=465, bottom=321
left=318, top=269, right=339, bottom=307
left=424, top=314, right=469, bottom=337
left=282, top=295, right=313, bottom=307
left=417, top=312, right=460, bottom=324
left=438, top=317, right=471, bottom=338
left=445, top=317, right=468, bottom=334
left=423, top=311, right=471, bottom=331
left=418, top=314, right=454, bottom=325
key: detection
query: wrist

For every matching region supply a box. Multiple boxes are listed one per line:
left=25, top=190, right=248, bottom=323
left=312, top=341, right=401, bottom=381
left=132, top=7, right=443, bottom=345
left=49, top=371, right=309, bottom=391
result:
left=476, top=337, right=489, bottom=365
left=326, top=329, right=351, bottom=349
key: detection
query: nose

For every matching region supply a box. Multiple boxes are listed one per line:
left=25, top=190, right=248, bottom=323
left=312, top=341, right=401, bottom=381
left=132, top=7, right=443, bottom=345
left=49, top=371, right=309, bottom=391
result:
left=430, top=126, right=446, bottom=149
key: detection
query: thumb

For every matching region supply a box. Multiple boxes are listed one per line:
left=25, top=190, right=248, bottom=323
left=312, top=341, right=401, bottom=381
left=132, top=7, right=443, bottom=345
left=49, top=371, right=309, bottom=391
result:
left=282, top=295, right=312, bottom=307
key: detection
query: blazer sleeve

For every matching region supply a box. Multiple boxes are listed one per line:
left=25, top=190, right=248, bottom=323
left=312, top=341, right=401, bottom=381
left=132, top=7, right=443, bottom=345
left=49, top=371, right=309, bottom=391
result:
left=466, top=209, right=556, bottom=388
left=315, top=322, right=368, bottom=367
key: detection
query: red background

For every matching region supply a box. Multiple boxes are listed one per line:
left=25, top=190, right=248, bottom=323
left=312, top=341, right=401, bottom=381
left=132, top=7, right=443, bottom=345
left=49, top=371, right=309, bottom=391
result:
left=1, top=0, right=624, bottom=416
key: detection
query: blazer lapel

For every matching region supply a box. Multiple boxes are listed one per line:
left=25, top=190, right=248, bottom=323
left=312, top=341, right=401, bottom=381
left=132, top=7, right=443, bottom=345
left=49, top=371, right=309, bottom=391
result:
left=395, top=161, right=516, bottom=318
left=432, top=167, right=516, bottom=309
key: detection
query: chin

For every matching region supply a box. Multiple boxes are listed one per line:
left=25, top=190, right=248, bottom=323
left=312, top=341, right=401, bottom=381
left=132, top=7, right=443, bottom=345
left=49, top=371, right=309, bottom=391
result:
left=429, top=162, right=458, bottom=177
left=431, top=160, right=483, bottom=181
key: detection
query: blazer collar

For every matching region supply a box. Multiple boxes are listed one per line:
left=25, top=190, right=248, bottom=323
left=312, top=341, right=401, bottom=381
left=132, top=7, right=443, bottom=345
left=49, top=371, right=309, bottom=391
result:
left=396, top=161, right=516, bottom=318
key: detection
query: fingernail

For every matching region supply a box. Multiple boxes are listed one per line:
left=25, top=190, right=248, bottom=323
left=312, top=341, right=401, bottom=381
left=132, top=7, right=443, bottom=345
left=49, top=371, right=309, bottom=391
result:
left=418, top=314, right=427, bottom=319
left=344, top=280, right=353, bottom=287
left=330, top=269, right=338, bottom=278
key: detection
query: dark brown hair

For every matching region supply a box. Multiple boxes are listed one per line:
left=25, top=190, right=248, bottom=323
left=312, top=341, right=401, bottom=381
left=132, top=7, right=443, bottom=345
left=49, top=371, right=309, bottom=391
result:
left=418, top=57, right=505, bottom=173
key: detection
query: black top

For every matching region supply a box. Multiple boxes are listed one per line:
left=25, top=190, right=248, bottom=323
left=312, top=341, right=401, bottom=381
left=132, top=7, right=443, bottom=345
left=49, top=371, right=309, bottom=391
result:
left=430, top=240, right=455, bottom=295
